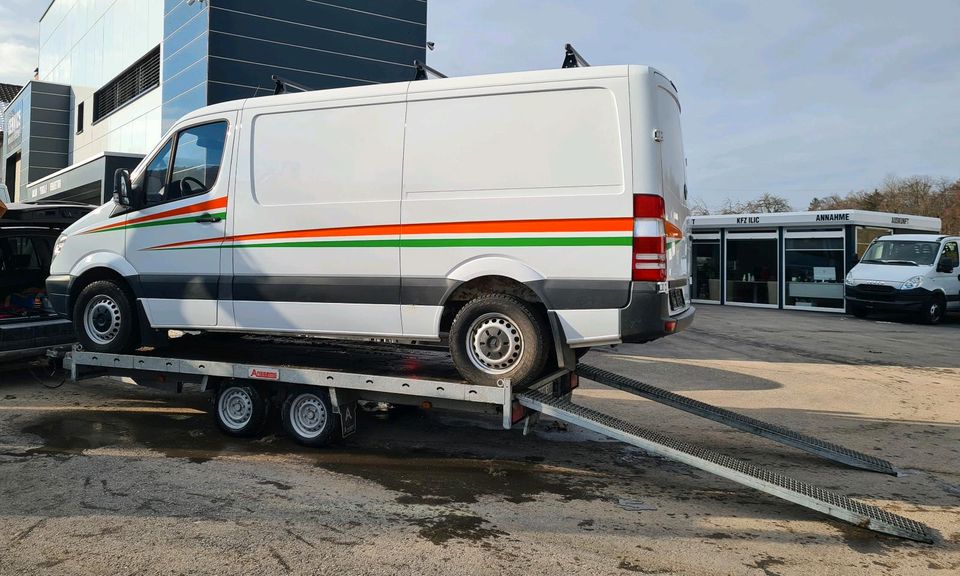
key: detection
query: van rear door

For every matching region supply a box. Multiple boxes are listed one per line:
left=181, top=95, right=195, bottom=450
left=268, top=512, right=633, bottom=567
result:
left=653, top=73, right=691, bottom=307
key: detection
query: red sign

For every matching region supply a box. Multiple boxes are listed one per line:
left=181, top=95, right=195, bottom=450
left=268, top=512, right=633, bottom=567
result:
left=248, top=367, right=279, bottom=380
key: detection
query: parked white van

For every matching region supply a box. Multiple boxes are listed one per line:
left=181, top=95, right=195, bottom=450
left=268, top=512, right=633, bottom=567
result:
left=845, top=234, right=960, bottom=324
left=47, top=65, right=694, bottom=386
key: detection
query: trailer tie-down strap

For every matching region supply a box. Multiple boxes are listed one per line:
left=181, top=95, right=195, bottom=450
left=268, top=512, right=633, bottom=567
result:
left=576, top=363, right=897, bottom=475
left=517, top=390, right=931, bottom=542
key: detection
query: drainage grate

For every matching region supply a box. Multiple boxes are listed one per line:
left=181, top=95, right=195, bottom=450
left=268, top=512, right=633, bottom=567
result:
left=518, top=391, right=931, bottom=542
left=577, top=363, right=897, bottom=475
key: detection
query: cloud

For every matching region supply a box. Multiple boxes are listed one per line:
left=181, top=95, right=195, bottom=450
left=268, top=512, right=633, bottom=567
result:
left=428, top=0, right=960, bottom=210
left=0, top=0, right=39, bottom=86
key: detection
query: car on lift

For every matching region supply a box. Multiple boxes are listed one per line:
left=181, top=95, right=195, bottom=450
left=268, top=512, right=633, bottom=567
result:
left=0, top=200, right=94, bottom=361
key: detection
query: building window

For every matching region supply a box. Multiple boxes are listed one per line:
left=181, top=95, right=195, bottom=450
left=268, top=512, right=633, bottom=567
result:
left=784, top=232, right=845, bottom=310
left=855, top=226, right=893, bottom=259
left=726, top=231, right=779, bottom=307
left=93, top=46, right=160, bottom=124
left=691, top=233, right=721, bottom=302
left=76, top=101, right=84, bottom=134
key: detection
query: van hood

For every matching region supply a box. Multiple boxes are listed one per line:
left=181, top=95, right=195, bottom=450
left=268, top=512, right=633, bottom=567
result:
left=61, top=201, right=117, bottom=236
left=848, top=262, right=932, bottom=284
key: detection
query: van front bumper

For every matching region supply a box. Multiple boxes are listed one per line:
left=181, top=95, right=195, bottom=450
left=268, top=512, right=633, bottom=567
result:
left=45, top=275, right=73, bottom=317
left=845, top=285, right=930, bottom=312
left=620, top=282, right=695, bottom=343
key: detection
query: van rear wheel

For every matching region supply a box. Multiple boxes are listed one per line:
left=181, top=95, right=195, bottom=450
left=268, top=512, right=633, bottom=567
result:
left=449, top=294, right=549, bottom=388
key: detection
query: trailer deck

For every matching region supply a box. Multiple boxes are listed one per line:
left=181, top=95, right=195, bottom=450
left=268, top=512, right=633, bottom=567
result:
left=61, top=334, right=932, bottom=543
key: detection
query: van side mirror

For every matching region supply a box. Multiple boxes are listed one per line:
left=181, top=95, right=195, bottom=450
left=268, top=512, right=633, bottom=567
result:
left=113, top=169, right=133, bottom=207
left=937, top=261, right=955, bottom=274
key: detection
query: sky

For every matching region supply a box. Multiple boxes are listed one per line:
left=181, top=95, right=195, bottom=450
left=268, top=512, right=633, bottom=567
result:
left=1, top=0, right=958, bottom=210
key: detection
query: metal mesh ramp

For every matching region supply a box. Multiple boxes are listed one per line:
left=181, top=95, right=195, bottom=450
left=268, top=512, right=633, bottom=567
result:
left=517, top=390, right=931, bottom=542
left=577, top=363, right=897, bottom=475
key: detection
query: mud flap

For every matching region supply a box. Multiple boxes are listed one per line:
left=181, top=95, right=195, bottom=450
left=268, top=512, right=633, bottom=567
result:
left=328, top=388, right=358, bottom=438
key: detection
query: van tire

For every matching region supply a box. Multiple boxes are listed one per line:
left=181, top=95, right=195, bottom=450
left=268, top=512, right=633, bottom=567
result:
left=847, top=303, right=869, bottom=318
left=449, top=294, right=549, bottom=388
left=281, top=389, right=338, bottom=447
left=919, top=294, right=945, bottom=325
left=215, top=383, right=269, bottom=437
left=73, top=280, right=137, bottom=353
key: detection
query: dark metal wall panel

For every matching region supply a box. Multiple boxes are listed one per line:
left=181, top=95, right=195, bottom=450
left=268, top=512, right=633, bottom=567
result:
left=162, top=0, right=210, bottom=131
left=214, top=0, right=425, bottom=46
left=320, top=0, right=427, bottom=22
left=205, top=0, right=426, bottom=103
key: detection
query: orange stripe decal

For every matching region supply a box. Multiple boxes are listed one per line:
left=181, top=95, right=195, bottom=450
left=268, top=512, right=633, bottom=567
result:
left=147, top=217, right=634, bottom=251
left=84, top=196, right=229, bottom=234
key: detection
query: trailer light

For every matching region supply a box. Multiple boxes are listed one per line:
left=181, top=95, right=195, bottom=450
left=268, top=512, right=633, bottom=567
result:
left=421, top=401, right=432, bottom=410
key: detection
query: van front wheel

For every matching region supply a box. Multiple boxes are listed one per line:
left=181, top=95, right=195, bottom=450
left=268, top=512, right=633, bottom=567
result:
left=73, top=280, right=137, bottom=353
left=449, top=294, right=549, bottom=388
left=919, top=294, right=946, bottom=325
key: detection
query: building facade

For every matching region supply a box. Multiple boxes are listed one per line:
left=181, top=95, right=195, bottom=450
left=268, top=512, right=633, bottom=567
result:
left=2, top=0, right=427, bottom=205
left=689, top=210, right=941, bottom=313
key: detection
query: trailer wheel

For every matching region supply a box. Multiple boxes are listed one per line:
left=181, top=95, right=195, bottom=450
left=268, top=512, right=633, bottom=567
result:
left=215, top=383, right=269, bottom=437
left=282, top=390, right=337, bottom=447
left=74, top=280, right=137, bottom=353
left=449, top=294, right=549, bottom=387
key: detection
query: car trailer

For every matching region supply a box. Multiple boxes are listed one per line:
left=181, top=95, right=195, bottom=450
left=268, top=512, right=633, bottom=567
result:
left=58, top=334, right=932, bottom=543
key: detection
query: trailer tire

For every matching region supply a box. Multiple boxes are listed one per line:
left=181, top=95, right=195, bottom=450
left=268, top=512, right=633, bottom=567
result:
left=215, top=383, right=269, bottom=437
left=282, top=389, right=337, bottom=447
left=449, top=294, right=549, bottom=388
left=73, top=280, right=137, bottom=353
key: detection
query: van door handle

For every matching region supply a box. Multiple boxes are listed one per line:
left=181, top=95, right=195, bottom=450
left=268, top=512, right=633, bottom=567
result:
left=195, top=213, right=222, bottom=224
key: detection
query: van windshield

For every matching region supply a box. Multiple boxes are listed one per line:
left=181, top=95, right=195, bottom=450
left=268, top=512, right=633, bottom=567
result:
left=860, top=240, right=940, bottom=266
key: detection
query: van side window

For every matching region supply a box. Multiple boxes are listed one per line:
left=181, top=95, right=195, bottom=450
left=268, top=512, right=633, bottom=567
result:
left=142, top=140, right=172, bottom=206
left=940, top=242, right=958, bottom=268
left=168, top=121, right=228, bottom=201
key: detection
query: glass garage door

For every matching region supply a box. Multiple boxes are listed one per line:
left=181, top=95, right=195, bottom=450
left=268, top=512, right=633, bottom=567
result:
left=725, top=231, right=779, bottom=307
left=783, top=230, right=845, bottom=311
left=691, top=233, right=721, bottom=302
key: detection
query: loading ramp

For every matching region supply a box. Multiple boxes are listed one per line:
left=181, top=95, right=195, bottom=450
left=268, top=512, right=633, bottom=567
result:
left=575, top=363, right=898, bottom=475
left=517, top=364, right=931, bottom=543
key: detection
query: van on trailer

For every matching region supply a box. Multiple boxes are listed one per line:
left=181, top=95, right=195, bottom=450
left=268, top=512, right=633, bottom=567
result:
left=46, top=64, right=694, bottom=386
left=845, top=234, right=960, bottom=323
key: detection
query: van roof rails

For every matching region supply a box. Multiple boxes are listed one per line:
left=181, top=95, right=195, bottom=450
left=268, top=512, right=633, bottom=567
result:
left=413, top=60, right=447, bottom=81
left=272, top=74, right=313, bottom=95
left=562, top=43, right=590, bottom=68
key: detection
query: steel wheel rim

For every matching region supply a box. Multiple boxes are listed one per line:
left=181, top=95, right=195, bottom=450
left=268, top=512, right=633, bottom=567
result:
left=218, top=387, right=254, bottom=431
left=290, top=394, right=328, bottom=439
left=930, top=301, right=943, bottom=321
left=466, top=312, right=524, bottom=375
left=83, top=295, right=122, bottom=345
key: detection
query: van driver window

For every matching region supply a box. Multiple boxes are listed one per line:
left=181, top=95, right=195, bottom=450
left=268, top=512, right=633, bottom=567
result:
left=168, top=121, right=228, bottom=201
left=941, top=242, right=958, bottom=268
left=142, top=140, right=172, bottom=206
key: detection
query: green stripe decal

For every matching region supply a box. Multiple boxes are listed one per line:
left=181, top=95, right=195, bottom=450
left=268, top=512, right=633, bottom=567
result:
left=155, top=236, right=633, bottom=250
left=93, top=212, right=227, bottom=233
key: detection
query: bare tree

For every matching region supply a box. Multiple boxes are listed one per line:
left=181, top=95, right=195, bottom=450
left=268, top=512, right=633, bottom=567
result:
left=688, top=197, right=711, bottom=216
left=717, top=193, right=793, bottom=214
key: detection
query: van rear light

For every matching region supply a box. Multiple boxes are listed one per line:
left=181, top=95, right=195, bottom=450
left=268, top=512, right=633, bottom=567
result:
left=632, top=194, right=667, bottom=282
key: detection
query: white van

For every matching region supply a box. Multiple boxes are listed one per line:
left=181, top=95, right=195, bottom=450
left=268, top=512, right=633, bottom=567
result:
left=47, top=65, right=694, bottom=386
left=845, top=234, right=959, bottom=323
